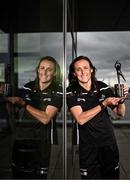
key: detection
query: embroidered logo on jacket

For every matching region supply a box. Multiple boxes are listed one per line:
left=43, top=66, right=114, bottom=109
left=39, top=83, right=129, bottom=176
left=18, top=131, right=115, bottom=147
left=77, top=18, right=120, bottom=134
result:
left=99, top=94, right=106, bottom=102
left=77, top=98, right=86, bottom=102
left=42, top=98, right=51, bottom=102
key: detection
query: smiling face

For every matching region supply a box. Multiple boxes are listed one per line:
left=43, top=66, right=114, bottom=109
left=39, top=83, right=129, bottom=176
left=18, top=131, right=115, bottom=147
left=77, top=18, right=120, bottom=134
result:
left=73, top=59, right=93, bottom=87
left=38, top=59, right=55, bottom=84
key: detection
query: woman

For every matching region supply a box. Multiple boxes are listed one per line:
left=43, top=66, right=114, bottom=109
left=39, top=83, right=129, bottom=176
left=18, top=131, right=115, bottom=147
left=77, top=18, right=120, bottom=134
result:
left=67, top=56, right=128, bottom=179
left=8, top=56, right=62, bottom=179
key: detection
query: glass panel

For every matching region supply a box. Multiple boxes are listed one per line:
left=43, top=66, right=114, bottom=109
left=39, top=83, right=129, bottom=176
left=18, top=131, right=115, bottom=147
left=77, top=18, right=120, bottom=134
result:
left=68, top=31, right=130, bottom=180
left=1, top=1, right=65, bottom=179
left=13, top=32, right=63, bottom=179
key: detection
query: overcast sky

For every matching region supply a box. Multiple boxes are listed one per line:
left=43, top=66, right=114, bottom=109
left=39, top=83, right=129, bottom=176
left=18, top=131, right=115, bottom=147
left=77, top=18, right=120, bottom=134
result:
left=77, top=32, right=130, bottom=86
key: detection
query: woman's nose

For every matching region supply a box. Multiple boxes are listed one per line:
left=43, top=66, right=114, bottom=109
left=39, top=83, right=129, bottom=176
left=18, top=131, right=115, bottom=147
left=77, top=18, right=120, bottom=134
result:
left=81, top=69, right=85, bottom=74
left=42, top=69, right=47, bottom=75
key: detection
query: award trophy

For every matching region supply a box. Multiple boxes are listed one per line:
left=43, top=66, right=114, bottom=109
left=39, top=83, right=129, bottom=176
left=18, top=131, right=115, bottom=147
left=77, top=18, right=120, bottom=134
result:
left=114, top=61, right=126, bottom=97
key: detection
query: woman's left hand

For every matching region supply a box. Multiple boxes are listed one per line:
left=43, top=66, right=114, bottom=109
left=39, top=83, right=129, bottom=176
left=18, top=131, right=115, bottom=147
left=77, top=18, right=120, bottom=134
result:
left=7, top=97, right=25, bottom=107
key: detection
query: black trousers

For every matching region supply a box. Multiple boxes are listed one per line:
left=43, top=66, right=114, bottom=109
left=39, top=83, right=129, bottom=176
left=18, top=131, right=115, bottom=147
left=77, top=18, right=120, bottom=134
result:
left=79, top=144, right=120, bottom=179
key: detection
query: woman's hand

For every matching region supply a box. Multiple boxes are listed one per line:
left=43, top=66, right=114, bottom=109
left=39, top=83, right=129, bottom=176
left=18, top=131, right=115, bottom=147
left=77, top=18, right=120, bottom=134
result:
left=102, top=97, right=122, bottom=107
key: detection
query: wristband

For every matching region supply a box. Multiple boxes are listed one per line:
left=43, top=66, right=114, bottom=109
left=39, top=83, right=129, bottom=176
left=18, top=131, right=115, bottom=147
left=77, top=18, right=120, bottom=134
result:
left=99, top=101, right=106, bottom=110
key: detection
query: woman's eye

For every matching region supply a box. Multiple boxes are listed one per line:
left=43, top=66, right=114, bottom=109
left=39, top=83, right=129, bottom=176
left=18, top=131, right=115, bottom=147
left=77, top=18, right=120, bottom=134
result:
left=40, top=67, right=45, bottom=70
left=84, top=66, right=88, bottom=69
left=75, top=68, right=81, bottom=71
left=47, top=68, right=53, bottom=72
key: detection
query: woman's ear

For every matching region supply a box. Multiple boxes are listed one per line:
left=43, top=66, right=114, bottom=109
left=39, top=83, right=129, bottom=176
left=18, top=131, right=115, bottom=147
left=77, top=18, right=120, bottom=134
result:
left=91, top=68, right=93, bottom=73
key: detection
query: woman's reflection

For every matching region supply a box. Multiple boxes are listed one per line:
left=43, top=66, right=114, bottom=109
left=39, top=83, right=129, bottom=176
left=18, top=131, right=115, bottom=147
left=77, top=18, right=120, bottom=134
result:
left=8, top=56, right=62, bottom=179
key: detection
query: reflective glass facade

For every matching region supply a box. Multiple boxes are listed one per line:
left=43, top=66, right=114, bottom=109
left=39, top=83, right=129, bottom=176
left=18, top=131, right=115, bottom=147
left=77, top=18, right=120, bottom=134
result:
left=0, top=0, right=130, bottom=179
